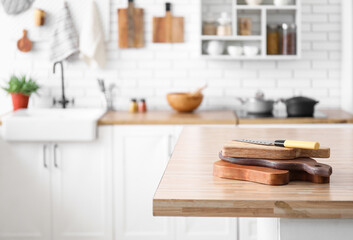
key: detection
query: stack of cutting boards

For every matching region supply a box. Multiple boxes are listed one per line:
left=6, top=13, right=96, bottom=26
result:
left=213, top=141, right=333, bottom=185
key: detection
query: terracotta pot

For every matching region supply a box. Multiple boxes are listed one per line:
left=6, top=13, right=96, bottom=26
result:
left=11, top=93, right=30, bottom=111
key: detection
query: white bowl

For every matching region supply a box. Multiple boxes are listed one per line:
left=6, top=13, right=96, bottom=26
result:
left=227, top=46, right=243, bottom=56
left=243, top=46, right=259, bottom=57
left=245, top=0, right=263, bottom=5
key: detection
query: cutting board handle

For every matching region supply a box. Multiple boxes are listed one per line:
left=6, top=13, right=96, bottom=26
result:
left=166, top=2, right=171, bottom=12
left=22, top=29, right=27, bottom=37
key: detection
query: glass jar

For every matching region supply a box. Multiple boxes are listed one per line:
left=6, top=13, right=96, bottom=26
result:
left=267, top=24, right=279, bottom=55
left=278, top=23, right=296, bottom=55
left=202, top=13, right=217, bottom=35
left=217, top=12, right=232, bottom=36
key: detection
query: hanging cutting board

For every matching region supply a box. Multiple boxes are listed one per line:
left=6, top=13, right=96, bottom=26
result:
left=118, top=0, right=144, bottom=48
left=222, top=141, right=330, bottom=160
left=213, top=160, right=330, bottom=185
left=17, top=29, right=32, bottom=52
left=152, top=3, right=184, bottom=43
left=219, top=152, right=332, bottom=177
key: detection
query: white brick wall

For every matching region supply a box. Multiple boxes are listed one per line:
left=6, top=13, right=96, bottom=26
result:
left=0, top=0, right=342, bottom=113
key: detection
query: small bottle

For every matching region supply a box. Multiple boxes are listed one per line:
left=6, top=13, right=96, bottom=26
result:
left=129, top=99, right=138, bottom=113
left=138, top=99, right=147, bottom=113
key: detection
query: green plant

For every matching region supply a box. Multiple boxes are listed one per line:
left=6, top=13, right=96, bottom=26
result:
left=3, top=75, right=40, bottom=96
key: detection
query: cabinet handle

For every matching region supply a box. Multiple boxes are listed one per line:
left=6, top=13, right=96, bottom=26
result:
left=43, top=145, right=48, bottom=168
left=53, top=144, right=59, bottom=168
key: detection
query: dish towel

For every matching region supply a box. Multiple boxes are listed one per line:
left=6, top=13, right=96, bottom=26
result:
left=1, top=0, right=35, bottom=15
left=79, top=0, right=106, bottom=69
left=49, top=1, right=79, bottom=62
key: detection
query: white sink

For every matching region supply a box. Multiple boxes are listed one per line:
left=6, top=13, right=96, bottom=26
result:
left=2, top=108, right=106, bottom=142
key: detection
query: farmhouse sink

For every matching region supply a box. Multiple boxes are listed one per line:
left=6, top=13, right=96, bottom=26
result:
left=2, top=108, right=106, bottom=142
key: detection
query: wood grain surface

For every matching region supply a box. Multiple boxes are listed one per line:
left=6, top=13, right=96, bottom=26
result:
left=153, top=127, right=353, bottom=218
left=219, top=152, right=332, bottom=177
left=222, top=141, right=330, bottom=159
left=17, top=29, right=32, bottom=52
left=213, top=160, right=330, bottom=185
left=118, top=4, right=144, bottom=48
left=97, top=110, right=236, bottom=125
left=153, top=14, right=184, bottom=43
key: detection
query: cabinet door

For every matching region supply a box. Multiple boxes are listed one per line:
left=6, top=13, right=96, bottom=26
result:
left=113, top=126, right=175, bottom=240
left=0, top=139, right=51, bottom=240
left=52, top=127, right=113, bottom=240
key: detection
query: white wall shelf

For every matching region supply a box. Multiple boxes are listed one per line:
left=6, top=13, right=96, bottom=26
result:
left=200, top=0, right=301, bottom=60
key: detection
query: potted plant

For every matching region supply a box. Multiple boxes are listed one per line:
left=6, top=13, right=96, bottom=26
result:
left=2, top=75, right=40, bottom=111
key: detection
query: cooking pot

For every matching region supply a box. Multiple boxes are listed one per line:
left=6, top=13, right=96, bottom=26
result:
left=236, top=91, right=275, bottom=114
left=282, top=96, right=319, bottom=117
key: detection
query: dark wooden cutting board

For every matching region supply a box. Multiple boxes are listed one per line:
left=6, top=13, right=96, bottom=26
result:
left=219, top=152, right=332, bottom=177
left=118, top=0, right=144, bottom=48
left=222, top=141, right=330, bottom=160
left=213, top=160, right=330, bottom=185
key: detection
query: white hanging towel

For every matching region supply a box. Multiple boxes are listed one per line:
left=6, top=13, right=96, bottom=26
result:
left=79, top=0, right=106, bottom=69
left=49, top=1, right=79, bottom=62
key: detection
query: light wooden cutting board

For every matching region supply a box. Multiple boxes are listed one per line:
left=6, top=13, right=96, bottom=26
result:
left=152, top=3, right=184, bottom=43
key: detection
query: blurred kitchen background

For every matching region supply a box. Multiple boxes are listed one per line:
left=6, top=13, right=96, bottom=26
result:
left=0, top=0, right=349, bottom=114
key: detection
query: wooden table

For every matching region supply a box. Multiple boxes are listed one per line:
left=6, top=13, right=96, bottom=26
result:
left=153, top=127, right=353, bottom=240
left=98, top=110, right=236, bottom=125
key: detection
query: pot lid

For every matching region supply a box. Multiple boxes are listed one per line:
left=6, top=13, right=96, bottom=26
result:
left=248, top=91, right=274, bottom=103
left=285, top=96, right=319, bottom=104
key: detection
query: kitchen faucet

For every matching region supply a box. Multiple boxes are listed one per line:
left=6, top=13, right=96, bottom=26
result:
left=53, top=61, right=73, bottom=108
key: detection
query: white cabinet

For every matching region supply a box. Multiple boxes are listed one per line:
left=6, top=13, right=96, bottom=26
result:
left=0, top=141, right=51, bottom=240
left=113, top=126, right=175, bottom=240
left=113, top=125, right=236, bottom=240
left=52, top=127, right=113, bottom=240
left=0, top=127, right=112, bottom=240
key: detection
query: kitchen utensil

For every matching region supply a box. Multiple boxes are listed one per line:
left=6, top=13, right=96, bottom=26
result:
left=34, top=8, right=46, bottom=26
left=153, top=3, right=184, bottom=43
left=17, top=29, right=32, bottom=52
left=274, top=0, right=292, bottom=6
left=118, top=0, right=144, bottom=48
left=235, top=139, right=320, bottom=150
left=227, top=46, right=243, bottom=56
left=167, top=93, right=203, bottom=113
left=222, top=141, right=330, bottom=160
left=204, top=40, right=225, bottom=55
left=219, top=152, right=332, bottom=177
left=243, top=45, right=259, bottom=56
left=245, top=0, right=263, bottom=5
left=236, top=91, right=274, bottom=114
left=188, top=85, right=207, bottom=97
left=282, top=96, right=319, bottom=117
left=213, top=160, right=330, bottom=185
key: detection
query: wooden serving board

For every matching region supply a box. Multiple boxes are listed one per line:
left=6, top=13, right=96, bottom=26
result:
left=219, top=152, right=332, bottom=177
left=17, top=29, right=32, bottom=52
left=222, top=141, right=330, bottom=160
left=152, top=3, right=184, bottom=43
left=118, top=0, right=144, bottom=48
left=214, top=160, right=330, bottom=185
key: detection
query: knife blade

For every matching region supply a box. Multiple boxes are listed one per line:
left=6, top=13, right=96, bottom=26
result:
left=234, top=139, right=320, bottom=150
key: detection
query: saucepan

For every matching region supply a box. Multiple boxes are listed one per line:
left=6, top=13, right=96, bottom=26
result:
left=236, top=91, right=275, bottom=114
left=281, top=96, right=319, bottom=117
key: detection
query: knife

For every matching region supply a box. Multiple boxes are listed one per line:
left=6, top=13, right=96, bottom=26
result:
left=234, top=139, right=320, bottom=150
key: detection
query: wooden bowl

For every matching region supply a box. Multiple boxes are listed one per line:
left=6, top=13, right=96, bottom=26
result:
left=166, top=93, right=203, bottom=113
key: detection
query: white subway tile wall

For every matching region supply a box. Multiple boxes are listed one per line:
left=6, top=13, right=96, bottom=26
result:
left=0, top=0, right=342, bottom=112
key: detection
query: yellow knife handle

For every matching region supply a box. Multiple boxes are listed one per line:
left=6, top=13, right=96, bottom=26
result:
left=283, top=140, right=320, bottom=150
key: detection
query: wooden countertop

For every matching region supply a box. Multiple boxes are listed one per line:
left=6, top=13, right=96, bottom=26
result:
left=98, top=110, right=237, bottom=125
left=236, top=109, right=353, bottom=124
left=153, top=127, right=353, bottom=219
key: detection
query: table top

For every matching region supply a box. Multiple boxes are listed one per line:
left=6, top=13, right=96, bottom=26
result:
left=153, top=127, right=353, bottom=218
left=98, top=110, right=237, bottom=125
